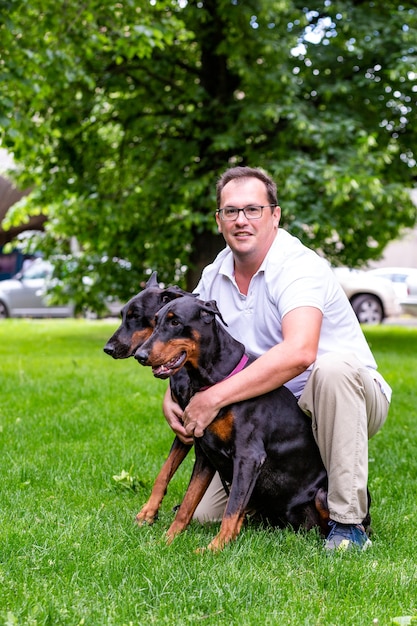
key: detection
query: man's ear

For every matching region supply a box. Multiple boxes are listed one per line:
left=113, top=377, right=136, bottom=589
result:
left=215, top=212, right=222, bottom=233
left=273, top=205, right=281, bottom=228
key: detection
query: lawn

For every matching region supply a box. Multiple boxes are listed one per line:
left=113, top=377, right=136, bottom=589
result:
left=0, top=318, right=417, bottom=625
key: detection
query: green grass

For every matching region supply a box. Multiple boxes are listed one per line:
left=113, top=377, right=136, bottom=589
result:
left=1, top=318, right=417, bottom=625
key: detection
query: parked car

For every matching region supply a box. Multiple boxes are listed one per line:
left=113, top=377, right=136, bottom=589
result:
left=333, top=267, right=401, bottom=324
left=0, top=258, right=122, bottom=318
left=399, top=275, right=417, bottom=317
left=365, top=267, right=417, bottom=300
left=0, top=249, right=37, bottom=281
left=0, top=259, right=75, bottom=318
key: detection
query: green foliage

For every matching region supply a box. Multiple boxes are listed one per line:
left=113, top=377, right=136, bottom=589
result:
left=1, top=1, right=416, bottom=300
left=1, top=319, right=417, bottom=624
left=112, top=465, right=145, bottom=492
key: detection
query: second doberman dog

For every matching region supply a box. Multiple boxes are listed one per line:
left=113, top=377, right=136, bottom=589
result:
left=135, top=295, right=340, bottom=552
left=104, top=271, right=188, bottom=360
left=103, top=272, right=194, bottom=523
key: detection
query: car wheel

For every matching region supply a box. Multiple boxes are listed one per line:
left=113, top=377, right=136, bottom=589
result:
left=350, top=294, right=383, bottom=324
left=0, top=300, right=9, bottom=318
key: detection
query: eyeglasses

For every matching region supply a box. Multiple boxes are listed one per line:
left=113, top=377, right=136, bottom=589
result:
left=216, top=205, right=277, bottom=221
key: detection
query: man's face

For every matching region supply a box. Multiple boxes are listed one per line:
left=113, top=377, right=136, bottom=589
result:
left=216, top=177, right=281, bottom=261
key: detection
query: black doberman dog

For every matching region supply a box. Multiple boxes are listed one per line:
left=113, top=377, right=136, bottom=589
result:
left=104, top=272, right=188, bottom=360
left=103, top=272, right=194, bottom=523
left=135, top=295, right=336, bottom=552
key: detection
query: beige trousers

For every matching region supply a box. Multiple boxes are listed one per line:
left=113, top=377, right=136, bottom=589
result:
left=194, top=353, right=390, bottom=525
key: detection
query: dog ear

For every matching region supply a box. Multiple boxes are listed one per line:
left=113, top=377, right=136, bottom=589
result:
left=200, top=300, right=228, bottom=326
left=200, top=308, right=216, bottom=324
left=145, top=271, right=159, bottom=288
left=162, top=286, right=193, bottom=302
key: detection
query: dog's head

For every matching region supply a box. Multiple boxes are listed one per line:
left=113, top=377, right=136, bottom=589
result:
left=103, top=272, right=191, bottom=359
left=134, top=296, right=226, bottom=378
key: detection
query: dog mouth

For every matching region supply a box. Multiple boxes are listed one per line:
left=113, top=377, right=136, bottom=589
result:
left=151, top=351, right=187, bottom=378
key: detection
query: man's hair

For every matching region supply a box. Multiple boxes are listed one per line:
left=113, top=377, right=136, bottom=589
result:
left=216, top=166, right=278, bottom=208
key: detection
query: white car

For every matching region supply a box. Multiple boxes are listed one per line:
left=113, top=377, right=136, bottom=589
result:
left=365, top=267, right=417, bottom=300
left=399, top=275, right=417, bottom=317
left=0, top=258, right=122, bottom=318
left=333, top=267, right=401, bottom=324
left=0, top=259, right=75, bottom=318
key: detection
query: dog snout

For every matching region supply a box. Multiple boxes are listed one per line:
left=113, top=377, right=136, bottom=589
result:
left=103, top=343, right=115, bottom=357
left=135, top=348, right=149, bottom=365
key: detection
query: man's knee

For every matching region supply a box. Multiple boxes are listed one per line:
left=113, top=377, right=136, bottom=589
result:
left=299, top=353, right=363, bottom=417
left=312, top=352, right=361, bottom=384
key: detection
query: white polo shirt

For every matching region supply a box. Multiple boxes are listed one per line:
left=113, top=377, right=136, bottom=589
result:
left=195, top=228, right=391, bottom=401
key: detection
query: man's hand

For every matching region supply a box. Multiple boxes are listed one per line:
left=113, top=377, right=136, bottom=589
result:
left=162, top=387, right=193, bottom=444
left=183, top=388, right=220, bottom=438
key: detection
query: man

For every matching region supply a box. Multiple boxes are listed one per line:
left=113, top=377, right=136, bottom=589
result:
left=163, top=166, right=390, bottom=551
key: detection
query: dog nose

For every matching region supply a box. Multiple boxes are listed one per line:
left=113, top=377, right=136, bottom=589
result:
left=103, top=344, right=114, bottom=356
left=135, top=349, right=149, bottom=365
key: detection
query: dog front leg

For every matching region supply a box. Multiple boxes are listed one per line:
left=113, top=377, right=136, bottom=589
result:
left=204, top=510, right=247, bottom=552
left=166, top=453, right=215, bottom=543
left=206, top=454, right=264, bottom=551
left=136, top=437, right=192, bottom=525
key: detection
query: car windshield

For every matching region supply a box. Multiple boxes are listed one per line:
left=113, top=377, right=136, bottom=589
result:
left=21, top=261, right=52, bottom=280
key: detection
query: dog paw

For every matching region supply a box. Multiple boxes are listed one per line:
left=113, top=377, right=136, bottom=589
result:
left=135, top=511, right=157, bottom=526
left=165, top=522, right=186, bottom=544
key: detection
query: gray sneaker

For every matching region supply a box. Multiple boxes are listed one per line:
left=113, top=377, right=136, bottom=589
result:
left=324, top=521, right=372, bottom=552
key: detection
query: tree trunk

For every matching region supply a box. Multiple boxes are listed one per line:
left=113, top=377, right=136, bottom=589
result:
left=186, top=230, right=225, bottom=291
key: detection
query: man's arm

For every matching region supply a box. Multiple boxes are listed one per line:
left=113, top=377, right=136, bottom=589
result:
left=183, top=306, right=323, bottom=438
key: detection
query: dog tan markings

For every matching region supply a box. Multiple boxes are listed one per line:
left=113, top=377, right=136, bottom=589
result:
left=130, top=328, right=153, bottom=351
left=209, top=409, right=234, bottom=443
left=203, top=510, right=247, bottom=552
left=147, top=336, right=201, bottom=371
left=136, top=440, right=189, bottom=525
left=166, top=462, right=215, bottom=544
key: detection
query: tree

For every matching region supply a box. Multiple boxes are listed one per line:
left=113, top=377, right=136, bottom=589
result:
left=1, top=0, right=416, bottom=309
